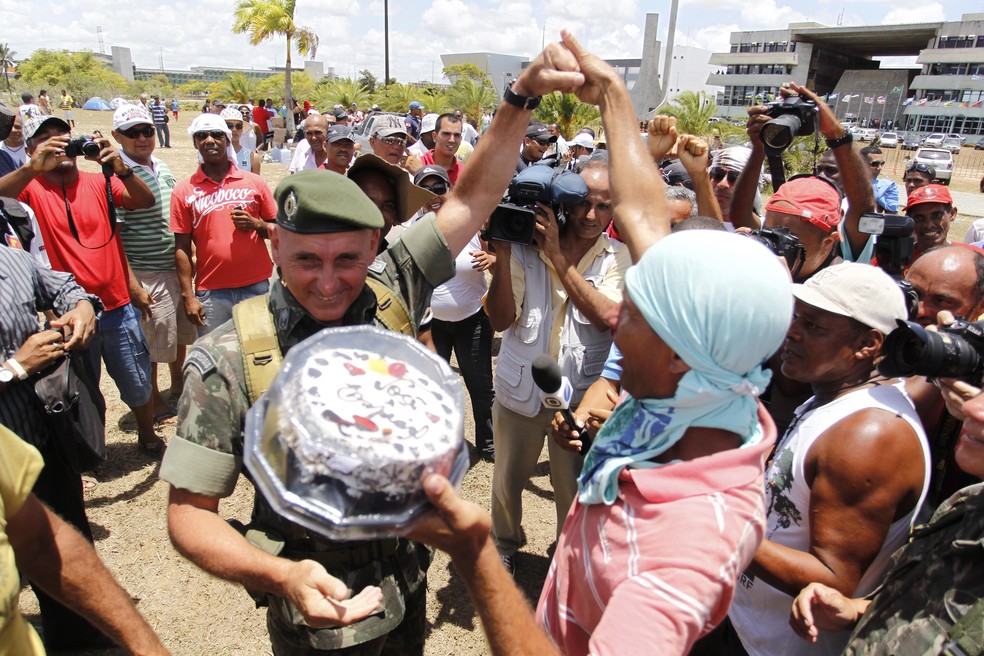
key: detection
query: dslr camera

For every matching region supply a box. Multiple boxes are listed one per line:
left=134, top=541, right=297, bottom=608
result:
left=484, top=165, right=588, bottom=246
left=63, top=135, right=101, bottom=158
left=858, top=212, right=919, bottom=319
left=761, top=96, right=817, bottom=154
left=879, top=319, right=984, bottom=386
left=744, top=226, right=806, bottom=275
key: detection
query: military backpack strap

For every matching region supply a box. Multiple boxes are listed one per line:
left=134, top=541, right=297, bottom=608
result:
left=943, top=597, right=984, bottom=656
left=232, top=294, right=282, bottom=405
left=366, top=276, right=415, bottom=337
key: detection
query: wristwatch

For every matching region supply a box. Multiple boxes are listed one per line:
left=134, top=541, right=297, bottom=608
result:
left=116, top=166, right=135, bottom=180
left=503, top=82, right=542, bottom=111
left=825, top=132, right=853, bottom=149
left=5, top=358, right=28, bottom=380
left=0, top=366, right=13, bottom=384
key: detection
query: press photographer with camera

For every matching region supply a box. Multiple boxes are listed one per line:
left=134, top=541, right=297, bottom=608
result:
left=0, top=114, right=166, bottom=454
left=731, top=83, right=876, bottom=271
left=485, top=154, right=630, bottom=576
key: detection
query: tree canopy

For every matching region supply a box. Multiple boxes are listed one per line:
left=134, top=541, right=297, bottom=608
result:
left=16, top=49, right=129, bottom=101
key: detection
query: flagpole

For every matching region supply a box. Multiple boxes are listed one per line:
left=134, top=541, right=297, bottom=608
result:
left=878, top=88, right=889, bottom=127
left=892, top=89, right=905, bottom=132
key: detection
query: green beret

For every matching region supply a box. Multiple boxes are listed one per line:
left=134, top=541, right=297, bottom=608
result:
left=274, top=169, right=384, bottom=233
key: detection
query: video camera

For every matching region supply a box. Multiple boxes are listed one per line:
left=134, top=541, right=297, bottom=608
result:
left=744, top=226, right=806, bottom=276
left=761, top=96, right=817, bottom=155
left=63, top=135, right=101, bottom=159
left=484, top=165, right=588, bottom=246
left=858, top=212, right=919, bottom=320
left=879, top=319, right=984, bottom=387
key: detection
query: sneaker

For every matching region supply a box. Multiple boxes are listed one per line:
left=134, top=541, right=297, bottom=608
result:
left=500, top=553, right=516, bottom=577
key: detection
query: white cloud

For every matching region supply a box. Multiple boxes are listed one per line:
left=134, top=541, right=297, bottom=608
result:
left=882, top=3, right=946, bottom=24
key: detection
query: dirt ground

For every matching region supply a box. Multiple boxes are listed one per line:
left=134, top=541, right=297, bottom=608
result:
left=18, top=110, right=983, bottom=656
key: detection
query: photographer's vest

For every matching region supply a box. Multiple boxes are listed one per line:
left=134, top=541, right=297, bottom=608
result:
left=494, top=238, right=622, bottom=417
left=230, top=289, right=426, bottom=651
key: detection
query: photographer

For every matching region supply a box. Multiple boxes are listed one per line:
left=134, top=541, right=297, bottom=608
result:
left=0, top=114, right=165, bottom=454
left=732, top=83, right=875, bottom=267
left=486, top=157, right=631, bottom=575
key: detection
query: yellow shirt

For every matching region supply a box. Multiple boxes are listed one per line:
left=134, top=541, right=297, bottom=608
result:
left=0, top=424, right=45, bottom=655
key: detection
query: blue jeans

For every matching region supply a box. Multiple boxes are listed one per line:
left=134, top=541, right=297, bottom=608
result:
left=196, top=280, right=270, bottom=337
left=88, top=303, right=152, bottom=408
left=431, top=308, right=495, bottom=454
left=155, top=122, right=170, bottom=147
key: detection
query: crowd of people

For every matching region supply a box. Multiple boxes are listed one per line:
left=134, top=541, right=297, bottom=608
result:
left=0, top=30, right=982, bottom=656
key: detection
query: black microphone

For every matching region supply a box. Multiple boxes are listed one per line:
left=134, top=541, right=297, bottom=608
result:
left=531, top=355, right=590, bottom=451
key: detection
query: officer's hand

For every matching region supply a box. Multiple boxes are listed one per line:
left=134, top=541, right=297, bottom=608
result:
left=51, top=300, right=97, bottom=351
left=789, top=583, right=865, bottom=643
left=183, top=296, right=206, bottom=327
left=14, top=330, right=66, bottom=375
left=406, top=474, right=492, bottom=563
left=283, top=560, right=383, bottom=628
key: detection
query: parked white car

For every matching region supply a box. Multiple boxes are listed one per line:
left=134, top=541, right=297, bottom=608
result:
left=913, top=148, right=954, bottom=184
left=922, top=133, right=946, bottom=147
left=879, top=132, right=899, bottom=148
left=942, top=136, right=963, bottom=154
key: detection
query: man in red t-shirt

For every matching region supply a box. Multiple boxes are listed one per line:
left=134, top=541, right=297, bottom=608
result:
left=171, top=113, right=277, bottom=336
left=252, top=99, right=271, bottom=151
left=420, top=113, right=463, bottom=184
left=0, top=114, right=166, bottom=453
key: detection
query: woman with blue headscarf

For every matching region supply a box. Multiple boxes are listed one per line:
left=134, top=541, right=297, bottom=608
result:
left=536, top=229, right=793, bottom=655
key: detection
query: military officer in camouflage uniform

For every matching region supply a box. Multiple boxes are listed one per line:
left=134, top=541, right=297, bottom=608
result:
left=159, top=46, right=583, bottom=655
left=790, top=382, right=984, bottom=656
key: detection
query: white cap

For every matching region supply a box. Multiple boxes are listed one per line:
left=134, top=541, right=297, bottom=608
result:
left=570, top=133, right=595, bottom=149
left=420, top=113, right=439, bottom=133
left=113, top=104, right=154, bottom=131
left=791, top=263, right=907, bottom=335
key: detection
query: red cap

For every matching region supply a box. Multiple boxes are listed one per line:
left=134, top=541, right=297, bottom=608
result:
left=764, top=176, right=842, bottom=232
left=907, top=184, right=952, bottom=210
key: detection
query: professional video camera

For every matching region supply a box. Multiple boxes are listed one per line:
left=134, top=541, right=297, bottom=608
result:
left=484, top=165, right=588, bottom=245
left=879, top=318, right=984, bottom=386
left=858, top=212, right=919, bottom=320
left=744, top=226, right=806, bottom=275
left=63, top=135, right=101, bottom=158
left=761, top=96, right=817, bottom=155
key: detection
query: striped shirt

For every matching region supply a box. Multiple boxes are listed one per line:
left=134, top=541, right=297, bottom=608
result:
left=118, top=153, right=178, bottom=272
left=150, top=102, right=168, bottom=125
left=0, top=247, right=99, bottom=447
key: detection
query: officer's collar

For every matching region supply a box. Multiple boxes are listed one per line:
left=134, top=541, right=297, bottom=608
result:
left=269, top=274, right=377, bottom=352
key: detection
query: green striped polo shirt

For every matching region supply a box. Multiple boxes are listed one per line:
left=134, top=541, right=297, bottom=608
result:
left=118, top=155, right=178, bottom=272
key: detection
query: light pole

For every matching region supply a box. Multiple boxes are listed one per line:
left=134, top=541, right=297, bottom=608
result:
left=384, top=0, right=390, bottom=86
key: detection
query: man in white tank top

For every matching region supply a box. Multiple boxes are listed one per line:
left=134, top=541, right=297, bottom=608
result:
left=721, top=263, right=932, bottom=656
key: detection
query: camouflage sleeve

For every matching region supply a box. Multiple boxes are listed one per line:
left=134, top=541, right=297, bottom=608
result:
left=159, top=324, right=250, bottom=498
left=386, top=213, right=455, bottom=326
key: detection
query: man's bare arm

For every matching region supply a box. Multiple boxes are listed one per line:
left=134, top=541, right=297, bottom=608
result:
left=484, top=240, right=518, bottom=331
left=729, top=108, right=769, bottom=230
left=173, top=233, right=205, bottom=327
left=9, top=494, right=171, bottom=655
left=747, top=409, right=926, bottom=596
left=678, top=134, right=723, bottom=222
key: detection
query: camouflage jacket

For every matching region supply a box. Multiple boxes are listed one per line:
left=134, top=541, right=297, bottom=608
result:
left=845, top=482, right=984, bottom=656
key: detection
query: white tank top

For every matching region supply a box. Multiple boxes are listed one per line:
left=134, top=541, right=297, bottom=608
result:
left=235, top=145, right=252, bottom=173
left=729, top=381, right=931, bottom=656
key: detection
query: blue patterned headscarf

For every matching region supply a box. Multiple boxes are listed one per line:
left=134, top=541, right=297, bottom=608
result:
left=579, top=231, right=794, bottom=505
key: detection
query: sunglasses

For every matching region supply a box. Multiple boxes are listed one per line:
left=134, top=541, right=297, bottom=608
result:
left=378, top=135, right=407, bottom=147
left=534, top=138, right=553, bottom=147
left=226, top=122, right=244, bottom=130
left=868, top=160, right=886, bottom=168
left=710, top=167, right=740, bottom=184
left=120, top=126, right=156, bottom=139
left=907, top=161, right=934, bottom=174
left=194, top=130, right=226, bottom=141
left=420, top=182, right=449, bottom=195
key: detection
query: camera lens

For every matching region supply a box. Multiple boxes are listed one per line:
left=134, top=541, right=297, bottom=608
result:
left=879, top=320, right=982, bottom=380
left=81, top=139, right=101, bottom=158
left=761, top=115, right=801, bottom=152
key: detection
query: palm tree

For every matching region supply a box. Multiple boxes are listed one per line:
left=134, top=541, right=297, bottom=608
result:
left=447, top=79, right=495, bottom=123
left=375, top=83, right=420, bottom=113
left=313, top=78, right=371, bottom=112
left=0, top=44, right=15, bottom=102
left=659, top=91, right=718, bottom=137
left=534, top=93, right=601, bottom=139
left=232, top=0, right=318, bottom=130
left=217, top=72, right=258, bottom=104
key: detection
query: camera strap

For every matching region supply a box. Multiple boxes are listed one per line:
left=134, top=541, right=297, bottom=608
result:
left=60, top=171, right=117, bottom=250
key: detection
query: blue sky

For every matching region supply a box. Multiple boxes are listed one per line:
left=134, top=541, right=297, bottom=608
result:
left=1, top=0, right=975, bottom=84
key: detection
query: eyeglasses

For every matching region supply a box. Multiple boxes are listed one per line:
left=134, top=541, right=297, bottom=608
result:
left=710, top=167, right=740, bottom=184
left=868, top=160, right=886, bottom=168
left=120, top=126, right=156, bottom=139
left=194, top=130, right=226, bottom=141
left=378, top=135, right=406, bottom=147
left=420, top=182, right=449, bottom=195
left=226, top=122, right=244, bottom=130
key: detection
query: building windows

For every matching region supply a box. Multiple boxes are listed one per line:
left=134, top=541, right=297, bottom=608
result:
left=937, top=35, right=976, bottom=48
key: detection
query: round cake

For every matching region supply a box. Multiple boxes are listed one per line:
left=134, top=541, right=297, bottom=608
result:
left=278, top=347, right=460, bottom=499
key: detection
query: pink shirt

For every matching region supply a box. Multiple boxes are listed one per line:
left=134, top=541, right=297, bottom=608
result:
left=170, top=164, right=276, bottom=291
left=536, top=404, right=777, bottom=656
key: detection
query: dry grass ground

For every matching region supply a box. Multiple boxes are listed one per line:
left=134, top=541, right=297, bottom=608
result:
left=17, top=110, right=982, bottom=656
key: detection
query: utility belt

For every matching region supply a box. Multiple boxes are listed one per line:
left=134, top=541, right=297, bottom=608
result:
left=281, top=538, right=400, bottom=569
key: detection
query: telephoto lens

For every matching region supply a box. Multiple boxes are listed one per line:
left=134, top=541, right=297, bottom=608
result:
left=878, top=319, right=984, bottom=385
